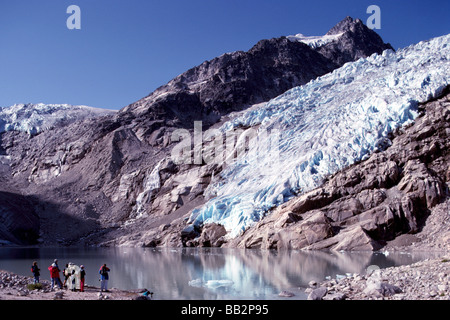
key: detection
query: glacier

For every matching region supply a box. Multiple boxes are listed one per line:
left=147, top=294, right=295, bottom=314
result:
left=188, top=34, right=450, bottom=238
left=0, top=103, right=115, bottom=135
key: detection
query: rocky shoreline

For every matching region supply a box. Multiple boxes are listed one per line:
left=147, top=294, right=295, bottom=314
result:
left=0, top=270, right=151, bottom=300
left=305, top=255, right=450, bottom=300
left=1, top=252, right=449, bottom=300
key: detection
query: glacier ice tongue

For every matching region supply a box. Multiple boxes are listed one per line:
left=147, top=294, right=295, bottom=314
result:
left=0, top=103, right=115, bottom=135
left=190, top=35, right=450, bottom=238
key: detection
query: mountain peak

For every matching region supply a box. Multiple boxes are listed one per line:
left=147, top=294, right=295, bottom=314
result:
left=313, top=16, right=394, bottom=66
left=326, top=16, right=364, bottom=35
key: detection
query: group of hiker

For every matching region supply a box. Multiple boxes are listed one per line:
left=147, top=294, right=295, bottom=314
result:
left=31, top=259, right=110, bottom=292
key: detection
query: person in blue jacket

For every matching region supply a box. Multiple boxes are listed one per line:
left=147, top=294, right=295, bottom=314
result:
left=31, top=261, right=40, bottom=284
left=99, top=263, right=110, bottom=292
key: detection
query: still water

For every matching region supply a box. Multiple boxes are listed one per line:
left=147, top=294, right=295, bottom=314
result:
left=0, top=247, right=441, bottom=300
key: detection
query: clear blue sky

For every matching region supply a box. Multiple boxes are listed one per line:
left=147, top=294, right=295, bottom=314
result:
left=1, top=0, right=449, bottom=110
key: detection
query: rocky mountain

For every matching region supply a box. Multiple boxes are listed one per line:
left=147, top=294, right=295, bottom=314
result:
left=4, top=17, right=442, bottom=250
left=0, top=104, right=114, bottom=245
left=120, top=16, right=392, bottom=130
left=127, top=34, right=449, bottom=249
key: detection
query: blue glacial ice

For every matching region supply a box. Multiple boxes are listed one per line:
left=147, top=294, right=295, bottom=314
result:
left=189, top=34, right=450, bottom=238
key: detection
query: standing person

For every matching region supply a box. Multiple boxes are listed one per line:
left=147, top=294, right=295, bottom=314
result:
left=48, top=259, right=63, bottom=290
left=31, top=261, right=40, bottom=284
left=99, top=263, right=110, bottom=292
left=80, top=265, right=86, bottom=292
left=70, top=269, right=76, bottom=292
left=53, top=259, right=64, bottom=289
left=63, top=263, right=69, bottom=288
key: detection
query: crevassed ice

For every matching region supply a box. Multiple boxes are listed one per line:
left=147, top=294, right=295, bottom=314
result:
left=0, top=103, right=115, bottom=135
left=189, top=34, right=450, bottom=238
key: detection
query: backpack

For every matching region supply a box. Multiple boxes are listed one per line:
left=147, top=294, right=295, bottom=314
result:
left=99, top=266, right=108, bottom=275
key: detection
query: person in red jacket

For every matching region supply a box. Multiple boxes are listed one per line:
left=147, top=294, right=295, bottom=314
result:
left=48, top=259, right=63, bottom=290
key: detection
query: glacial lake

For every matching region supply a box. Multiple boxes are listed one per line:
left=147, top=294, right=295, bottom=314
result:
left=0, top=247, right=442, bottom=300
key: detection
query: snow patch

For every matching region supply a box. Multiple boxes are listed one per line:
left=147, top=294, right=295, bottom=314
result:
left=287, top=32, right=344, bottom=49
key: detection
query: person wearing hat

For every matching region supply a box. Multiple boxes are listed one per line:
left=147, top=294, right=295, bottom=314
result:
left=80, top=265, right=86, bottom=292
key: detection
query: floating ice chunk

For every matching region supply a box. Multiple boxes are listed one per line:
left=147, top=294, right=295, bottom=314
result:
left=204, top=279, right=234, bottom=289
left=188, top=279, right=204, bottom=288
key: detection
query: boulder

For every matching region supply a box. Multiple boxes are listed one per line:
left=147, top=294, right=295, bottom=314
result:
left=332, top=226, right=381, bottom=251
left=322, top=292, right=347, bottom=300
left=53, top=291, right=64, bottom=300
left=364, top=276, right=402, bottom=297
left=278, top=290, right=295, bottom=297
left=181, top=225, right=200, bottom=243
left=379, top=283, right=402, bottom=297
left=197, top=223, right=227, bottom=247
left=307, top=287, right=328, bottom=300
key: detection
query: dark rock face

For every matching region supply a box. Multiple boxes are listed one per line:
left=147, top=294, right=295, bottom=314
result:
left=226, top=88, right=450, bottom=251
left=0, top=17, right=396, bottom=246
left=0, top=191, right=39, bottom=245
left=122, top=39, right=335, bottom=128
left=318, top=16, right=394, bottom=65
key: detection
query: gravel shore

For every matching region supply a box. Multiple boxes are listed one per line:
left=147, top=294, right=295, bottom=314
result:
left=0, top=269, right=150, bottom=300
left=306, top=256, right=450, bottom=300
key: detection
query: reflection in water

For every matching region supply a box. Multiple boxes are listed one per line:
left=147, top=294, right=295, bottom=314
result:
left=0, top=247, right=441, bottom=300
